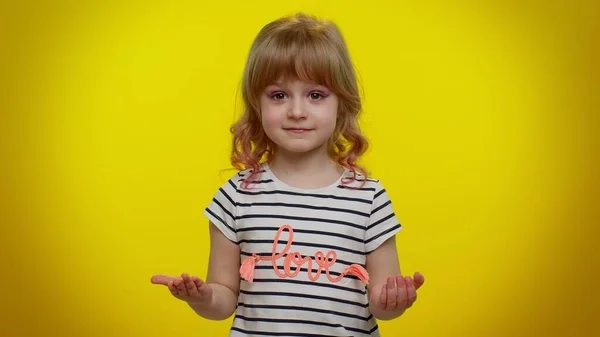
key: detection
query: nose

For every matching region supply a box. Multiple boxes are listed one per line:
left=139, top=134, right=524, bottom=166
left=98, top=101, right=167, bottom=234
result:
left=288, top=98, right=308, bottom=119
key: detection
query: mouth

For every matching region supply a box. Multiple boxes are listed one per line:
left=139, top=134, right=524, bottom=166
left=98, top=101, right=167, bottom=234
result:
left=284, top=128, right=313, bottom=133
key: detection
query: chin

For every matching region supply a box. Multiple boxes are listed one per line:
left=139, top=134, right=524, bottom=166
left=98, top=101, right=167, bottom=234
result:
left=279, top=145, right=318, bottom=153
left=275, top=141, right=325, bottom=154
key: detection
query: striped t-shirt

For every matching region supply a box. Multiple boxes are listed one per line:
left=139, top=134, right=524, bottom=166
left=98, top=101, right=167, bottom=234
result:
left=204, top=164, right=402, bottom=337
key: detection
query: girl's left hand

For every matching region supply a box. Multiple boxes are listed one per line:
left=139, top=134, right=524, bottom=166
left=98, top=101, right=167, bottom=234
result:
left=370, top=272, right=425, bottom=314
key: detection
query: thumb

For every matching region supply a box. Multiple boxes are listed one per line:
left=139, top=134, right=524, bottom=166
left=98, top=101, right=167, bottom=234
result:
left=151, top=274, right=179, bottom=285
left=413, top=272, right=425, bottom=289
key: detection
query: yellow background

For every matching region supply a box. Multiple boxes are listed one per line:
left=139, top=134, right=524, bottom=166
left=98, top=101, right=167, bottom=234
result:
left=1, top=0, right=598, bottom=336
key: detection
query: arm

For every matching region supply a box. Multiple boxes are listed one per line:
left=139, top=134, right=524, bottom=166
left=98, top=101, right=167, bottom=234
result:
left=366, top=236, right=423, bottom=320
left=151, top=222, right=241, bottom=320
left=187, top=222, right=240, bottom=320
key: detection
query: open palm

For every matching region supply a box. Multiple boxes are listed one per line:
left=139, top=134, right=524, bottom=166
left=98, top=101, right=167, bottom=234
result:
left=151, top=273, right=213, bottom=305
left=369, top=272, right=425, bottom=313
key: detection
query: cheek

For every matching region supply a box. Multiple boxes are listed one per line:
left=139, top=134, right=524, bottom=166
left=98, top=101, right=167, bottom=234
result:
left=261, top=108, right=284, bottom=139
left=325, top=116, right=338, bottom=134
left=261, top=109, right=281, bottom=128
left=260, top=98, right=279, bottom=127
left=318, top=102, right=339, bottom=131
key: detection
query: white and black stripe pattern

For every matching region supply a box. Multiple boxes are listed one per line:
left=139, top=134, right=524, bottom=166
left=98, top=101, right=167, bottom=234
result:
left=204, top=164, right=402, bottom=337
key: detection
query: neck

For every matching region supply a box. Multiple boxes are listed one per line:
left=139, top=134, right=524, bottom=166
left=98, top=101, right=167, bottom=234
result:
left=268, top=147, right=344, bottom=189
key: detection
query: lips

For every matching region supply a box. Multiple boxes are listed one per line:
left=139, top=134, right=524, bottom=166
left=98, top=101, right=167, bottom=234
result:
left=284, top=127, right=313, bottom=133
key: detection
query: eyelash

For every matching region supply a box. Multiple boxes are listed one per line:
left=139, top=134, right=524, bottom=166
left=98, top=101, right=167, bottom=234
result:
left=270, top=92, right=327, bottom=100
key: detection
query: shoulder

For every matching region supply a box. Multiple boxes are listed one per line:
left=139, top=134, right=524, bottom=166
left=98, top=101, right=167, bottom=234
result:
left=339, top=171, right=395, bottom=211
left=210, top=168, right=248, bottom=196
left=234, top=167, right=256, bottom=181
left=220, top=167, right=270, bottom=192
left=341, top=171, right=385, bottom=192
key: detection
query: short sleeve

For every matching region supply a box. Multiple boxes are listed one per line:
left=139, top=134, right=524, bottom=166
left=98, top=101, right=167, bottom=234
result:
left=365, top=181, right=402, bottom=253
left=203, top=176, right=239, bottom=244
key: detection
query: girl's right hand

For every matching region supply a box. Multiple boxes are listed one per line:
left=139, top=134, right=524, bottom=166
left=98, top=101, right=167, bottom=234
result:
left=151, top=273, right=213, bottom=305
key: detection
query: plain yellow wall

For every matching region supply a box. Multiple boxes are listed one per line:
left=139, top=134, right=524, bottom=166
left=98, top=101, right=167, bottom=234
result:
left=1, top=0, right=598, bottom=336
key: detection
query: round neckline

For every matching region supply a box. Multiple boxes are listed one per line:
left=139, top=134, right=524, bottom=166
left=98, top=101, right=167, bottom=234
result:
left=262, top=162, right=348, bottom=193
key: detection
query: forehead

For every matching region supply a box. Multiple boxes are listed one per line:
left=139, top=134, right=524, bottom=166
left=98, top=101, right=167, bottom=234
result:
left=268, top=78, right=325, bottom=88
left=258, top=52, right=333, bottom=90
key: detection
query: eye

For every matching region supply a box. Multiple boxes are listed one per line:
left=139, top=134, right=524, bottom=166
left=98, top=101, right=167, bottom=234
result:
left=270, top=92, right=286, bottom=100
left=309, top=92, right=326, bottom=100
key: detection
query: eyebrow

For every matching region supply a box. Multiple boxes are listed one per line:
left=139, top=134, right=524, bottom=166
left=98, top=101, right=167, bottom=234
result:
left=269, top=82, right=323, bottom=88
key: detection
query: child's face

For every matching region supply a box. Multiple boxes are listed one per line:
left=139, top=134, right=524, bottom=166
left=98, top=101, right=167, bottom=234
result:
left=260, top=79, right=338, bottom=155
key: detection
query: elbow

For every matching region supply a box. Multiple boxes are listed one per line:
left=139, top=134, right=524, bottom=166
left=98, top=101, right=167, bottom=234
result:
left=189, top=305, right=236, bottom=321
left=209, top=311, right=236, bottom=321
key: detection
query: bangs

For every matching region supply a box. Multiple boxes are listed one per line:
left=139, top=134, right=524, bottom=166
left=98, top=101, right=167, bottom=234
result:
left=250, top=29, right=341, bottom=92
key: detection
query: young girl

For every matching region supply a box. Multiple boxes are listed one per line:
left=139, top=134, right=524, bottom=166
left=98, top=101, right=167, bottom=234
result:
left=152, top=12, right=424, bottom=336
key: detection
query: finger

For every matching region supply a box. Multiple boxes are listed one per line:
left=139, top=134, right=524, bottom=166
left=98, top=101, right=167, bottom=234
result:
left=379, top=283, right=388, bottom=309
left=405, top=276, right=417, bottom=309
left=167, top=281, right=178, bottom=294
left=413, top=272, right=425, bottom=289
left=395, top=275, right=407, bottom=310
left=151, top=274, right=177, bottom=285
left=193, top=276, right=208, bottom=296
left=182, top=273, right=199, bottom=296
left=386, top=276, right=397, bottom=310
left=173, top=278, right=187, bottom=295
